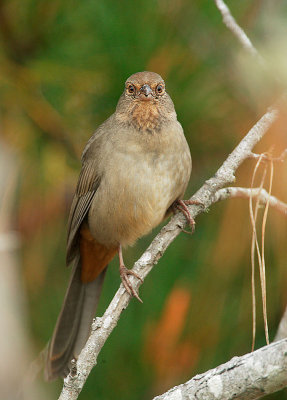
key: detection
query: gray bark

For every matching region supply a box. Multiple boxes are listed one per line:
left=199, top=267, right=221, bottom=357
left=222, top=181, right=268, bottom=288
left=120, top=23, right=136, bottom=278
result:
left=153, top=339, right=287, bottom=400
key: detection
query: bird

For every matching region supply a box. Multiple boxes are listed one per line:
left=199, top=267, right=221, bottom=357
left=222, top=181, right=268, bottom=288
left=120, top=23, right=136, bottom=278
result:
left=45, top=71, right=192, bottom=380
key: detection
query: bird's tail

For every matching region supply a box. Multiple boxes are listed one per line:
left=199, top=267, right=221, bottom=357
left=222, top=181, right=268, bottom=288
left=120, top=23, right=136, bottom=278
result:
left=45, top=256, right=106, bottom=381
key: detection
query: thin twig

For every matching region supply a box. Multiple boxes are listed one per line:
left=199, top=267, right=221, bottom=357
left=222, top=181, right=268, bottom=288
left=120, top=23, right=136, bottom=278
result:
left=250, top=155, right=267, bottom=349
left=213, top=187, right=287, bottom=215
left=214, top=173, right=287, bottom=349
left=214, top=0, right=264, bottom=64
left=250, top=149, right=287, bottom=163
left=261, top=160, right=273, bottom=345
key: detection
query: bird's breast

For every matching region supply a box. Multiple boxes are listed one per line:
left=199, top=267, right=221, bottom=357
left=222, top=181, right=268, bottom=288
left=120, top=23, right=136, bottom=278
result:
left=88, top=124, right=191, bottom=247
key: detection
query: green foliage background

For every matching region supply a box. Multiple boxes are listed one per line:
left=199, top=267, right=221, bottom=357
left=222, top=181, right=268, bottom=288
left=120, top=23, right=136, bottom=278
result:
left=1, top=0, right=287, bottom=399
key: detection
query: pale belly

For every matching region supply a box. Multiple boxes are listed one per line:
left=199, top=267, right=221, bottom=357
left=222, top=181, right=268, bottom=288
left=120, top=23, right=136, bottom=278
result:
left=88, top=147, right=191, bottom=247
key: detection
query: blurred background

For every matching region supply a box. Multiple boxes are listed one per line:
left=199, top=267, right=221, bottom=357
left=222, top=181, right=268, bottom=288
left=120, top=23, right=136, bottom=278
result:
left=0, top=0, right=287, bottom=399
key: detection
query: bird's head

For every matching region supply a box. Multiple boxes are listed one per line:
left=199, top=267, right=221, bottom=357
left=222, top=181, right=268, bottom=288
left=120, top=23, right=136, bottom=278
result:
left=116, top=71, right=176, bottom=131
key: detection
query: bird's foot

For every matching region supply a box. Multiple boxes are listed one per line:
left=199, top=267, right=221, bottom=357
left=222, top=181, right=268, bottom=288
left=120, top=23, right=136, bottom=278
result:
left=119, top=265, right=143, bottom=303
left=173, top=199, right=203, bottom=234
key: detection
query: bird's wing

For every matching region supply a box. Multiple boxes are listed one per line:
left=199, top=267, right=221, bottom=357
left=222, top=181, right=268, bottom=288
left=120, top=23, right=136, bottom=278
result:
left=66, top=160, right=100, bottom=265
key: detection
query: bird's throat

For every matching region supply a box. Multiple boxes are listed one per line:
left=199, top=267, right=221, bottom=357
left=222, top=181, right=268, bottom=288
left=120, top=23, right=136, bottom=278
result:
left=130, top=102, right=161, bottom=132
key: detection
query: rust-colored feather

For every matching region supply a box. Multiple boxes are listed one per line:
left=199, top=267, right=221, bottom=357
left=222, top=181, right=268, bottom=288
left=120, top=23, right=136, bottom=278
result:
left=79, top=223, right=117, bottom=283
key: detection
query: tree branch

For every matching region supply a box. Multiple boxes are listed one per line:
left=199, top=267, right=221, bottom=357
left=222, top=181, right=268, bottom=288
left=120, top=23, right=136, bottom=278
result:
left=152, top=339, right=287, bottom=400
left=58, top=106, right=279, bottom=399
left=213, top=187, right=287, bottom=215
left=214, top=0, right=264, bottom=64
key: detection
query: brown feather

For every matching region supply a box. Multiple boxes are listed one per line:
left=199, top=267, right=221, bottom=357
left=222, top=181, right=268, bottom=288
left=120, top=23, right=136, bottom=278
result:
left=79, top=223, right=117, bottom=283
left=66, top=161, right=101, bottom=265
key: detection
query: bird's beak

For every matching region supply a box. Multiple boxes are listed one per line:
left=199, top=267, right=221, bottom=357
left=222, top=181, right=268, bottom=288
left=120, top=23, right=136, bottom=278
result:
left=140, top=84, right=153, bottom=97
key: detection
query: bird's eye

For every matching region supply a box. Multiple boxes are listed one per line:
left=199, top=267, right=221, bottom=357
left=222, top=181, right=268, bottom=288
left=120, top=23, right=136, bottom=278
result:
left=127, top=84, right=135, bottom=94
left=156, top=84, right=165, bottom=95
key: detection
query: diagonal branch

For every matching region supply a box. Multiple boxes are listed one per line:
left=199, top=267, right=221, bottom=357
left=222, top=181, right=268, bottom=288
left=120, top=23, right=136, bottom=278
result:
left=214, top=0, right=264, bottom=63
left=58, top=107, right=279, bottom=399
left=152, top=338, right=287, bottom=400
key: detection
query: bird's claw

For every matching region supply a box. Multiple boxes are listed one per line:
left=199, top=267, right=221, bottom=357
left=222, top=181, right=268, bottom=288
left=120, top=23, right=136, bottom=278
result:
left=183, top=199, right=204, bottom=208
left=173, top=199, right=202, bottom=234
left=120, top=265, right=143, bottom=303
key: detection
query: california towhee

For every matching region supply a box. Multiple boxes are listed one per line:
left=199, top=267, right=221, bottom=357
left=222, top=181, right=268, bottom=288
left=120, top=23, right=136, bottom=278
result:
left=45, top=71, right=192, bottom=380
